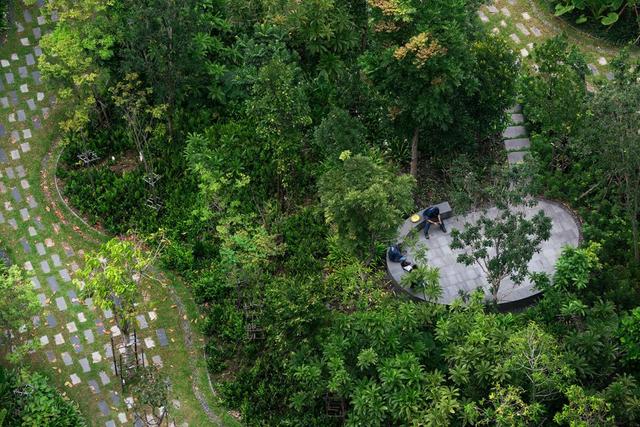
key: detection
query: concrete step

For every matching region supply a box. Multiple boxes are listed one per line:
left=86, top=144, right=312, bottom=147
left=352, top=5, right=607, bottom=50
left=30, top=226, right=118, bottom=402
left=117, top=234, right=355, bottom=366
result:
left=503, top=125, right=527, bottom=139
left=507, top=104, right=522, bottom=113
left=507, top=151, right=529, bottom=165
left=510, top=113, right=524, bottom=124
left=504, top=138, right=531, bottom=151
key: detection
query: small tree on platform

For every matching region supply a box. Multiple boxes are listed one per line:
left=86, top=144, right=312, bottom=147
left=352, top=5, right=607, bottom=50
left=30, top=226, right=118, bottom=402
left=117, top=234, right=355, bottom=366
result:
left=450, top=207, right=551, bottom=303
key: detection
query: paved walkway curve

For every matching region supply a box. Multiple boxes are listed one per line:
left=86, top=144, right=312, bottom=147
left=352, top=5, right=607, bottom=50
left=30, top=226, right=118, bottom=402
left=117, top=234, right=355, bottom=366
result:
left=1, top=3, right=227, bottom=426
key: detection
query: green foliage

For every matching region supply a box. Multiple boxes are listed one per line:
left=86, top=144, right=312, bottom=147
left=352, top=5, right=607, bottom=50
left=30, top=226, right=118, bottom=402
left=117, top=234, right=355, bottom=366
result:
left=0, top=264, right=39, bottom=355
left=521, top=36, right=587, bottom=172
left=554, top=385, right=615, bottom=426
left=451, top=207, right=552, bottom=302
left=74, top=239, right=150, bottom=334
left=319, top=152, right=415, bottom=259
left=620, top=307, right=640, bottom=362
left=554, top=242, right=602, bottom=291
left=573, top=73, right=640, bottom=261
left=0, top=366, right=86, bottom=427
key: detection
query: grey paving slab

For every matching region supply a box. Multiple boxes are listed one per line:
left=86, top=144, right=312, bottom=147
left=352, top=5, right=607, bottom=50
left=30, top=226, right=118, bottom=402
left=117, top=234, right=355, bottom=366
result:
left=46, top=351, right=56, bottom=362
left=47, top=276, right=59, bottom=292
left=388, top=199, right=581, bottom=305
left=24, top=10, right=32, bottom=22
left=71, top=335, right=83, bottom=353
left=503, top=125, right=527, bottom=139
left=84, top=329, right=95, bottom=344
left=98, top=401, right=110, bottom=416
left=37, top=293, right=47, bottom=306
left=8, top=219, right=17, bottom=230
left=61, top=352, right=73, bottom=366
left=40, top=260, right=50, bottom=273
left=46, top=313, right=56, bottom=327
left=18, top=66, right=28, bottom=78
left=511, top=113, right=524, bottom=124
left=32, top=71, right=41, bottom=84
left=68, top=289, right=79, bottom=304
left=99, top=371, right=110, bottom=385
left=34, top=46, right=42, bottom=57
left=17, top=110, right=26, bottom=121
left=0, top=149, right=6, bottom=163
left=31, top=277, right=41, bottom=289
left=60, top=268, right=71, bottom=282
left=9, top=91, right=18, bottom=106
left=0, top=124, right=4, bottom=137
left=55, top=296, right=67, bottom=311
left=508, top=151, right=528, bottom=164
left=0, top=97, right=8, bottom=108
left=136, top=315, right=148, bottom=329
left=25, top=53, right=35, bottom=65
left=27, top=99, right=36, bottom=110
left=110, top=391, right=120, bottom=406
left=156, top=328, right=169, bottom=347
left=15, top=165, right=26, bottom=178
left=505, top=138, right=531, bottom=151
left=19, top=238, right=30, bottom=253
left=79, top=358, right=90, bottom=373
left=88, top=379, right=100, bottom=394
left=33, top=27, right=41, bottom=39
left=11, top=187, right=21, bottom=202
left=5, top=73, right=14, bottom=84
left=51, top=253, right=62, bottom=267
left=36, top=242, right=45, bottom=255
left=507, top=104, right=522, bottom=113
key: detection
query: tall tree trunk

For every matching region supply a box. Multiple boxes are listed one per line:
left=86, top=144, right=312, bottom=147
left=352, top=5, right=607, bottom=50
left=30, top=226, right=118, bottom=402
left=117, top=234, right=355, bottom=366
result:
left=410, top=127, right=419, bottom=179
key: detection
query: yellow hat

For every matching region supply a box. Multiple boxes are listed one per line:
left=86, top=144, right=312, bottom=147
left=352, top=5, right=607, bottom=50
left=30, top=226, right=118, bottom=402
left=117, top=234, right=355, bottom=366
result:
left=410, top=214, right=421, bottom=223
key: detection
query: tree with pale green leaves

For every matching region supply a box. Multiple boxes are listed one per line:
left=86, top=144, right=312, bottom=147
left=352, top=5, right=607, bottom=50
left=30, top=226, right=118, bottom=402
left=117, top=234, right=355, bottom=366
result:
left=74, top=239, right=150, bottom=342
left=319, top=151, right=415, bottom=260
left=451, top=207, right=552, bottom=303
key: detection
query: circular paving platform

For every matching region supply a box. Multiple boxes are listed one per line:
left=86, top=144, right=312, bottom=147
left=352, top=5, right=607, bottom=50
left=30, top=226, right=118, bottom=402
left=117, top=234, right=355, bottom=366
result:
left=387, top=199, right=581, bottom=306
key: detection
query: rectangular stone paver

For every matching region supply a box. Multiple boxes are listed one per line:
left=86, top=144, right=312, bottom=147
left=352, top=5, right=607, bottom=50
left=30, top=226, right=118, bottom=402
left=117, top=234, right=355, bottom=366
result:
left=507, top=151, right=528, bottom=164
left=41, top=260, right=50, bottom=273
left=47, top=276, right=59, bottom=292
left=99, top=371, right=110, bottom=385
left=156, top=329, right=169, bottom=347
left=60, top=269, right=71, bottom=282
left=84, top=329, right=95, bottom=344
left=55, top=296, right=67, bottom=311
left=79, top=358, right=90, bottom=373
left=46, top=314, right=56, bottom=327
left=88, top=380, right=100, bottom=394
left=136, top=315, right=148, bottom=329
left=503, top=125, right=527, bottom=139
left=505, top=138, right=531, bottom=151
left=61, top=352, right=72, bottom=366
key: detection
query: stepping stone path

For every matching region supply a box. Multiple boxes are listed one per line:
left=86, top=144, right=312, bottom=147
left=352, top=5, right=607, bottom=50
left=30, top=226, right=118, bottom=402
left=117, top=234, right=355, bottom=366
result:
left=503, top=104, right=531, bottom=165
left=0, top=5, right=182, bottom=426
left=478, top=0, right=618, bottom=79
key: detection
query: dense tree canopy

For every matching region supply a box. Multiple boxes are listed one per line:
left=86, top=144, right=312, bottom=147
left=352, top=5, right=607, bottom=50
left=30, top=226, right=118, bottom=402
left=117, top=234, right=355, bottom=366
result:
left=16, top=0, right=640, bottom=423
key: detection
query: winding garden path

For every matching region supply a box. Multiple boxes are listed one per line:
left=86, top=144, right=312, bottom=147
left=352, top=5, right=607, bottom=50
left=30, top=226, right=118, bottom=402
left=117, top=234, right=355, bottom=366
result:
left=1, top=3, right=232, bottom=426
left=478, top=0, right=639, bottom=79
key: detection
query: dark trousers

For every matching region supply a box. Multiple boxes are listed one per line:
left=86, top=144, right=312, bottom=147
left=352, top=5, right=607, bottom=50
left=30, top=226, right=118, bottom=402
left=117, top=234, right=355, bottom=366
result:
left=424, top=220, right=446, bottom=236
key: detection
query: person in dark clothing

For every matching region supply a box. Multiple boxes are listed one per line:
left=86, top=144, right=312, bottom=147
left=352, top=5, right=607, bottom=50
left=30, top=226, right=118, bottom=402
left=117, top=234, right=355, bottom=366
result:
left=388, top=244, right=407, bottom=263
left=423, top=206, right=447, bottom=238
